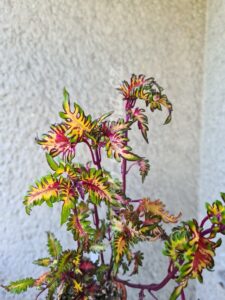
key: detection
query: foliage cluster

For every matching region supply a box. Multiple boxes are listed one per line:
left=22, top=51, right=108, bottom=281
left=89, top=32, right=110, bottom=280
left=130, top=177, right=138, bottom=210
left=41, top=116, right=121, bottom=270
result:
left=3, top=75, right=225, bottom=300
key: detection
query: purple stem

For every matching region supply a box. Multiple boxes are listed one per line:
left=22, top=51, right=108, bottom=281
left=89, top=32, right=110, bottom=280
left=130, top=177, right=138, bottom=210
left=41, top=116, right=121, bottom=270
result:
left=200, top=215, right=210, bottom=228
left=181, top=289, right=186, bottom=300
left=202, top=227, right=213, bottom=236
left=93, top=148, right=105, bottom=264
left=121, top=100, right=130, bottom=194
left=129, top=199, right=142, bottom=203
left=115, top=265, right=177, bottom=293
left=83, top=139, right=97, bottom=164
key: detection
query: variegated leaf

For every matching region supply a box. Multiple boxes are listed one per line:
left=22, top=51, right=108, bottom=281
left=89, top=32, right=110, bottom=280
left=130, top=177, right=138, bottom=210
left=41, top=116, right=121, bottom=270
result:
left=169, top=280, right=188, bottom=300
left=163, top=229, right=189, bottom=261
left=59, top=89, right=96, bottom=141
left=118, top=74, right=173, bottom=124
left=114, top=234, right=127, bottom=264
left=105, top=131, right=140, bottom=162
left=180, top=220, right=222, bottom=282
left=24, top=175, right=60, bottom=214
left=138, top=158, right=150, bottom=183
left=33, top=257, right=52, bottom=267
left=47, top=232, right=62, bottom=259
left=130, top=251, right=144, bottom=276
left=37, top=123, right=76, bottom=161
left=59, top=179, right=77, bottom=225
left=6, top=278, right=35, bottom=294
left=137, top=198, right=181, bottom=223
left=118, top=74, right=152, bottom=101
left=81, top=168, right=116, bottom=205
left=129, top=108, right=149, bottom=143
left=150, top=94, right=173, bottom=125
left=67, top=202, right=95, bottom=244
left=206, top=199, right=225, bottom=225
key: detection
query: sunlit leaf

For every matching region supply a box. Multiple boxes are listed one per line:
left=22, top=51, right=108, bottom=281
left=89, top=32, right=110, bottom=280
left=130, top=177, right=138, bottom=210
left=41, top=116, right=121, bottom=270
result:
left=24, top=175, right=60, bottom=214
left=37, top=123, right=76, bottom=161
left=59, top=89, right=96, bottom=141
left=81, top=168, right=116, bottom=205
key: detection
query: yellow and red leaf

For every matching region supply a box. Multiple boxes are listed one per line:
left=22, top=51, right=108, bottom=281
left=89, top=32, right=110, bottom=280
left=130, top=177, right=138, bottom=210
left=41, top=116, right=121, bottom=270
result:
left=118, top=74, right=150, bottom=101
left=59, top=180, right=77, bottom=225
left=81, top=168, right=114, bottom=204
left=129, top=107, right=149, bottom=143
left=137, top=198, right=181, bottom=224
left=59, top=89, right=96, bottom=141
left=24, top=175, right=60, bottom=213
left=181, top=220, right=222, bottom=281
left=114, top=235, right=127, bottom=264
left=37, top=123, right=76, bottom=161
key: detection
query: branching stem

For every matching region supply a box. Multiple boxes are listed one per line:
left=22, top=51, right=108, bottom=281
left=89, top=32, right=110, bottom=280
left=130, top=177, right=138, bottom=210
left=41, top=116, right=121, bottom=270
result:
left=115, top=263, right=177, bottom=296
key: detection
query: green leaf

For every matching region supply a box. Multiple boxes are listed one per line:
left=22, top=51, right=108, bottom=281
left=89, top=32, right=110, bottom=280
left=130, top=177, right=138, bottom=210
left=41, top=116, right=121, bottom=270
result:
left=97, top=111, right=114, bottom=123
left=57, top=251, right=73, bottom=276
left=6, top=278, right=35, bottom=294
left=33, top=257, right=52, bottom=267
left=170, top=286, right=182, bottom=300
left=59, top=180, right=77, bottom=225
left=46, top=281, right=59, bottom=300
left=47, top=232, right=62, bottom=259
left=221, top=192, right=225, bottom=202
left=169, top=281, right=187, bottom=300
left=46, top=153, right=59, bottom=171
left=61, top=200, right=75, bottom=225
left=164, top=113, right=172, bottom=125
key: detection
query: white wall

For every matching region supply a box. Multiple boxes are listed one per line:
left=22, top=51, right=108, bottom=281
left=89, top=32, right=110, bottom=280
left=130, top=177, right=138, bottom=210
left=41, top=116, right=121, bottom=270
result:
left=0, top=1, right=211, bottom=299
left=198, top=1, right=225, bottom=299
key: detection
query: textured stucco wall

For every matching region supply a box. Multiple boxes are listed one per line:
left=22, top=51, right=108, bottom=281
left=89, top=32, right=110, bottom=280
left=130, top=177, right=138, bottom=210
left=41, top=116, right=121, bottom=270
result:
left=198, top=1, right=225, bottom=299
left=0, top=1, right=207, bottom=299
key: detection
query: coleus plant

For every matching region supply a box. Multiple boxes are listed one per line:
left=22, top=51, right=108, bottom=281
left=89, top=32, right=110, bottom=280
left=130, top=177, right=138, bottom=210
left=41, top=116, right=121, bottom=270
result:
left=2, top=74, right=225, bottom=300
